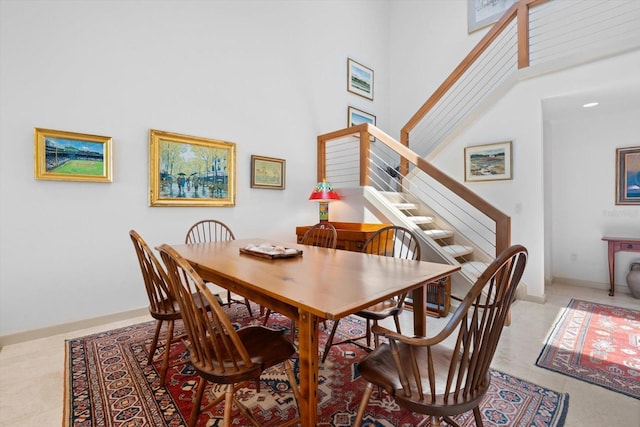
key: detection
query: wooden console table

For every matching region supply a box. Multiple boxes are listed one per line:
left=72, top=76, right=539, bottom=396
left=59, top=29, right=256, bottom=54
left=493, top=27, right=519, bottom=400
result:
left=602, top=236, right=640, bottom=296
left=295, top=221, right=391, bottom=252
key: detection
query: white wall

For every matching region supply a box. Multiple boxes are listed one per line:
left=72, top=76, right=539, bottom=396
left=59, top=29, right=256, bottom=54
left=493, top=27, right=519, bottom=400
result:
left=547, top=106, right=640, bottom=286
left=0, top=0, right=390, bottom=336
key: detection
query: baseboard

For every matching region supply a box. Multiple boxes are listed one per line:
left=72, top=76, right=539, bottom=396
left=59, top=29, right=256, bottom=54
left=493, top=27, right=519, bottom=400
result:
left=0, top=307, right=149, bottom=348
left=551, top=276, right=630, bottom=295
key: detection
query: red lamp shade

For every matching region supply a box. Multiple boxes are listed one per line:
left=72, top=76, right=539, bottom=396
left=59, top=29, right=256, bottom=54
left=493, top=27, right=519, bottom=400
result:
left=308, top=181, right=341, bottom=202
left=309, top=181, right=340, bottom=222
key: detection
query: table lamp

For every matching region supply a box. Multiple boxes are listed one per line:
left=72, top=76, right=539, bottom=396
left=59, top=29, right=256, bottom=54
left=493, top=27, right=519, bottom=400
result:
left=308, top=181, right=340, bottom=223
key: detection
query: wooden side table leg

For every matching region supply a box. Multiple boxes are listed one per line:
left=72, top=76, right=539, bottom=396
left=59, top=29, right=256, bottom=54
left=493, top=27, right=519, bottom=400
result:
left=607, top=242, right=615, bottom=296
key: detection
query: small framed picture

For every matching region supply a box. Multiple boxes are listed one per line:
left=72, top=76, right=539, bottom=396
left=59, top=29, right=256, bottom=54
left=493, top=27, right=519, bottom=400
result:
left=251, top=155, right=285, bottom=190
left=464, top=141, right=512, bottom=182
left=616, top=146, right=640, bottom=205
left=34, top=128, right=113, bottom=182
left=149, top=129, right=236, bottom=207
left=347, top=58, right=374, bottom=100
left=467, top=0, right=515, bottom=33
left=348, top=106, right=376, bottom=142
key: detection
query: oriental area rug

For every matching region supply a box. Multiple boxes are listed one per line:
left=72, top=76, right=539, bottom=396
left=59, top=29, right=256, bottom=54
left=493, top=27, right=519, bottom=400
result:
left=65, top=304, right=569, bottom=426
left=536, top=298, right=640, bottom=400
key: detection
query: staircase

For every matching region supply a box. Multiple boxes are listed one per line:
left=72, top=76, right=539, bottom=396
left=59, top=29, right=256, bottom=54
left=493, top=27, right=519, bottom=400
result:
left=363, top=186, right=492, bottom=299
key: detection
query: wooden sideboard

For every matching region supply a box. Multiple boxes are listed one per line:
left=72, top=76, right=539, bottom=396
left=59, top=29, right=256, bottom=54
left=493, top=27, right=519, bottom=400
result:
left=295, top=222, right=391, bottom=252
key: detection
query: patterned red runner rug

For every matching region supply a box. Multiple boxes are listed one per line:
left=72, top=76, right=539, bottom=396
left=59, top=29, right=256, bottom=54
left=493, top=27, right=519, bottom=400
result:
left=536, top=298, right=640, bottom=399
left=65, top=304, right=569, bottom=426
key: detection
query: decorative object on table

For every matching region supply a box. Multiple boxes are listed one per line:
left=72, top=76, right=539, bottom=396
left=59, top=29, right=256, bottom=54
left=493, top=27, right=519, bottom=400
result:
left=250, top=154, right=285, bottom=189
left=467, top=0, right=515, bottom=33
left=615, top=145, right=640, bottom=205
left=34, top=127, right=112, bottom=182
left=347, top=57, right=374, bottom=100
left=148, top=129, right=236, bottom=207
left=240, top=243, right=303, bottom=259
left=64, top=304, right=569, bottom=427
left=464, top=140, right=512, bottom=182
left=536, top=298, right=640, bottom=399
left=348, top=106, right=376, bottom=142
left=625, top=262, right=640, bottom=298
left=308, top=180, right=340, bottom=223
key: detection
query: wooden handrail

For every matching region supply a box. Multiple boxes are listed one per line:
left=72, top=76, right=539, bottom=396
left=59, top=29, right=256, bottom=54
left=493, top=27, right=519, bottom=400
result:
left=400, top=0, right=548, bottom=147
left=317, top=124, right=511, bottom=256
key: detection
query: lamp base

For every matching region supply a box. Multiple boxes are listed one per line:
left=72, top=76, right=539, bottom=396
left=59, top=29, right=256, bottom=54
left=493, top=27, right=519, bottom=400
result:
left=318, top=201, right=329, bottom=223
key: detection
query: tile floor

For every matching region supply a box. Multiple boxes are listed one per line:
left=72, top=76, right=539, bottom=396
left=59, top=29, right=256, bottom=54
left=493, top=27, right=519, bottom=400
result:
left=0, top=282, right=638, bottom=426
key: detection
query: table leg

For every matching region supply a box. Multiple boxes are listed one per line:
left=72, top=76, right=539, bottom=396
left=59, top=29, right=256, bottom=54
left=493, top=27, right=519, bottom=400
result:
left=607, top=242, right=615, bottom=296
left=297, top=310, right=319, bottom=427
left=412, top=285, right=427, bottom=337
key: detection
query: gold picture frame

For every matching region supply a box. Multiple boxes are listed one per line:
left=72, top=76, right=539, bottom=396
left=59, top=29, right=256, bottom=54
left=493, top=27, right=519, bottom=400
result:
left=149, top=129, right=236, bottom=207
left=250, top=155, right=285, bottom=190
left=34, top=128, right=112, bottom=182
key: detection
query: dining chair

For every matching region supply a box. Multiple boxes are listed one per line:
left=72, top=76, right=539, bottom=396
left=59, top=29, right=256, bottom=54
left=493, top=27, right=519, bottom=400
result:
left=263, top=222, right=337, bottom=336
left=353, top=245, right=528, bottom=426
left=129, top=229, right=213, bottom=385
left=157, top=244, right=301, bottom=427
left=185, top=219, right=254, bottom=317
left=322, top=225, right=421, bottom=363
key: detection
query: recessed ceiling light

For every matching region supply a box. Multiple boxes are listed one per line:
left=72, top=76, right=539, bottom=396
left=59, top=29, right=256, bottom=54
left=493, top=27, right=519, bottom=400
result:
left=583, top=102, right=599, bottom=108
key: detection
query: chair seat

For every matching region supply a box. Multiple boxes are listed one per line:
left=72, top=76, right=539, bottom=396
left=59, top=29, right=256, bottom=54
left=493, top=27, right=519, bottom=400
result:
left=357, top=342, right=489, bottom=415
left=356, top=299, right=403, bottom=321
left=193, top=326, right=297, bottom=384
left=150, top=292, right=219, bottom=320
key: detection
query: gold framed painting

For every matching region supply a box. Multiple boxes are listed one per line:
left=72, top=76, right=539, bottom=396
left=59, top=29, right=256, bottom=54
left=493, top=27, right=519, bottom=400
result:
left=149, top=129, right=236, bottom=207
left=250, top=155, right=285, bottom=190
left=34, top=128, right=113, bottom=182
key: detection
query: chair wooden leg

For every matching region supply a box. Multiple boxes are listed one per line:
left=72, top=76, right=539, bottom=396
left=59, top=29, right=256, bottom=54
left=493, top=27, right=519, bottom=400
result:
left=243, top=298, right=253, bottom=317
left=223, top=384, right=234, bottom=427
left=148, top=320, right=163, bottom=365
left=263, top=309, right=273, bottom=326
left=283, top=359, right=301, bottom=412
left=189, top=377, right=207, bottom=427
left=473, top=406, right=484, bottom=427
left=353, top=382, right=374, bottom=425
left=322, top=320, right=340, bottom=363
left=158, top=320, right=174, bottom=385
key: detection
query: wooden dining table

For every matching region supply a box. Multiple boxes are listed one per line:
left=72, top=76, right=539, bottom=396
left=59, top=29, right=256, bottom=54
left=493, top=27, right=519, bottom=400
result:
left=170, top=238, right=460, bottom=427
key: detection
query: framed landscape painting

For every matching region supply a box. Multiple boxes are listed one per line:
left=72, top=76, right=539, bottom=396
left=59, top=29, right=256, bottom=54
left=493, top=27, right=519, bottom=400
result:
left=348, top=106, right=376, bottom=142
left=464, top=141, right=512, bottom=182
left=616, top=146, right=640, bottom=205
left=468, top=0, right=515, bottom=33
left=34, top=128, right=112, bottom=182
left=347, top=58, right=374, bottom=100
left=149, top=129, right=236, bottom=207
left=251, top=155, right=285, bottom=190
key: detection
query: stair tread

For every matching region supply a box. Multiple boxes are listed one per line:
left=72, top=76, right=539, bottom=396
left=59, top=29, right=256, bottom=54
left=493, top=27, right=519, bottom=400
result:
left=461, top=261, right=489, bottom=276
left=442, top=244, right=474, bottom=257
left=393, top=202, right=418, bottom=210
left=423, top=229, right=454, bottom=238
left=406, top=216, right=434, bottom=224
